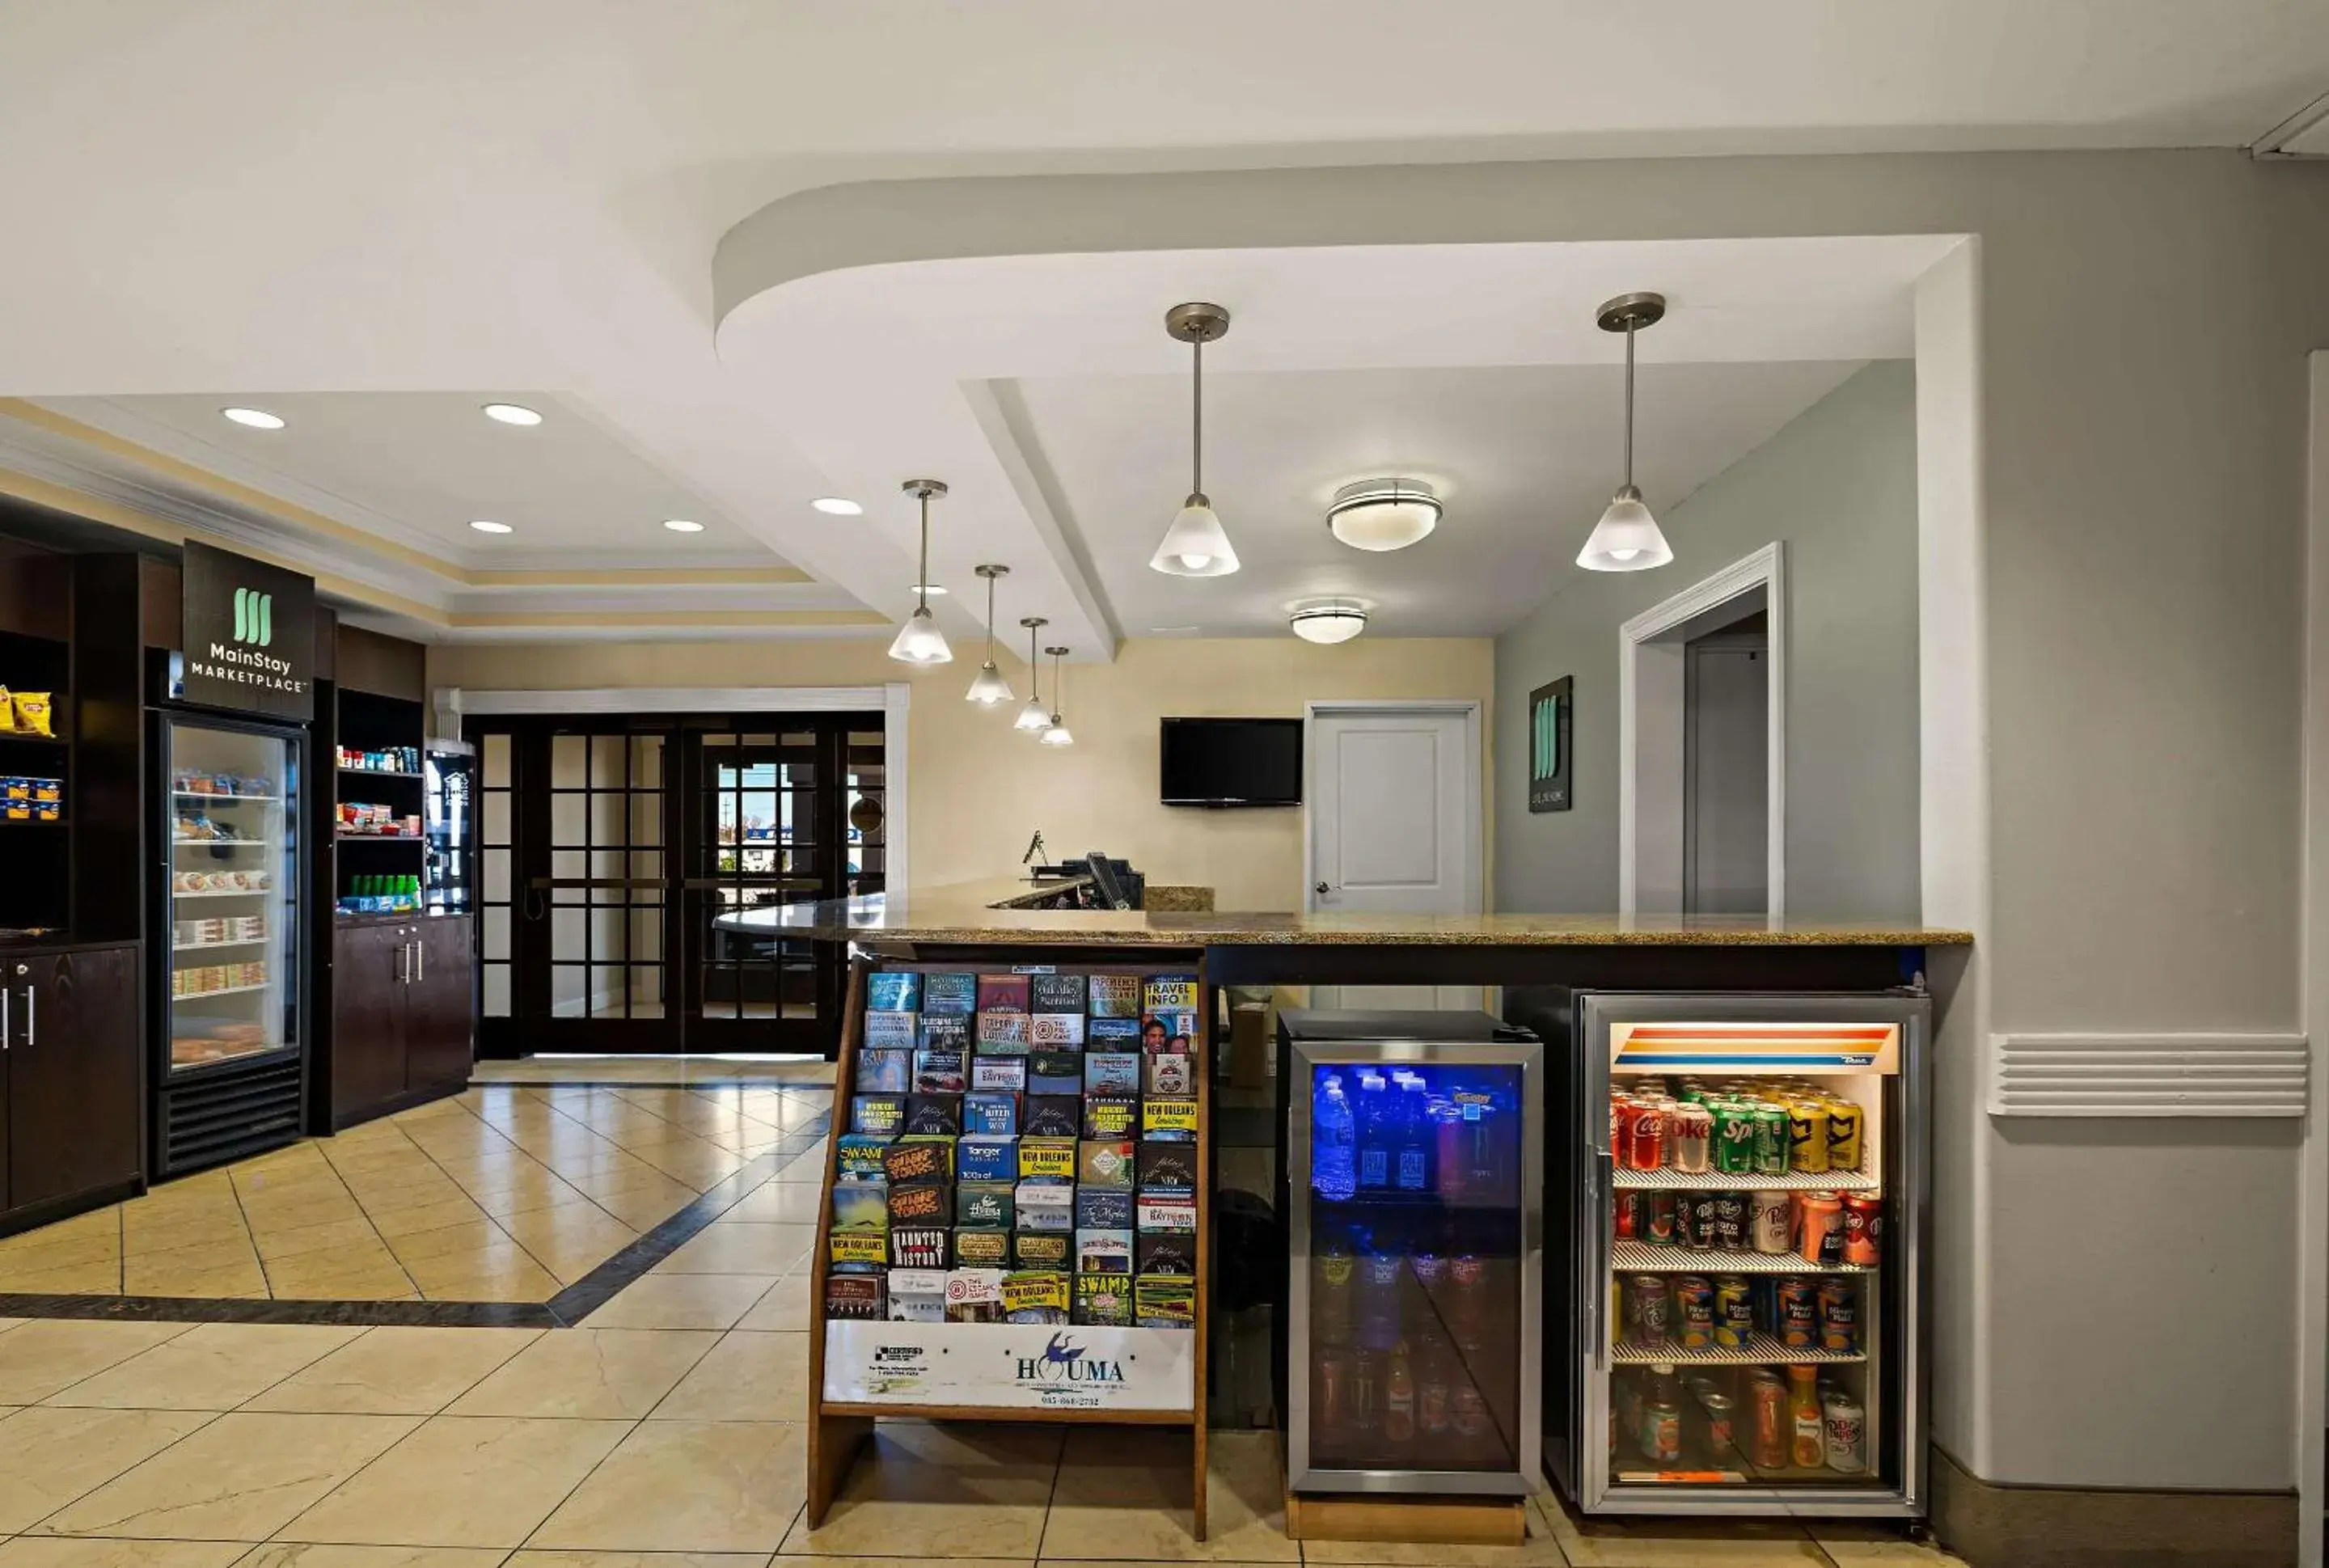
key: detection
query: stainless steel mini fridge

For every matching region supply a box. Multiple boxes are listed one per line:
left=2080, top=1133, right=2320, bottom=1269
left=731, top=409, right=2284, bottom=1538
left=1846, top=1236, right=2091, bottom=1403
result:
left=1278, top=1008, right=1545, bottom=1497
left=1539, top=991, right=1930, bottom=1519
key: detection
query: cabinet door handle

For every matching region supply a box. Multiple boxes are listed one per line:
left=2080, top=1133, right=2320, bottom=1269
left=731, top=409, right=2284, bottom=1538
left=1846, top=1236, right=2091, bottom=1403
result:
left=398, top=941, right=410, bottom=985
left=414, top=939, right=424, bottom=983
left=1, top=985, right=9, bottom=1050
left=20, top=987, right=32, bottom=1046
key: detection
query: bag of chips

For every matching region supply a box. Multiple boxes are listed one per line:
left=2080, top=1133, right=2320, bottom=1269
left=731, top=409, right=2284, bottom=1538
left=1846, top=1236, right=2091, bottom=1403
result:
left=11, top=692, right=52, bottom=737
left=0, top=687, right=12, bottom=730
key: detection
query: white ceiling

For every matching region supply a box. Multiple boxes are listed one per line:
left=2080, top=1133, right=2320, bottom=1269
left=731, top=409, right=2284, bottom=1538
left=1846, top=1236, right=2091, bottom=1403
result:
left=0, top=4, right=2319, bottom=645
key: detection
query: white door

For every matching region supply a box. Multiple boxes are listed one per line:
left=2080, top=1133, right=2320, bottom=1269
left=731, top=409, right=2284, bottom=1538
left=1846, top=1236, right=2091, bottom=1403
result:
left=1684, top=638, right=1770, bottom=915
left=1306, top=704, right=1481, bottom=1011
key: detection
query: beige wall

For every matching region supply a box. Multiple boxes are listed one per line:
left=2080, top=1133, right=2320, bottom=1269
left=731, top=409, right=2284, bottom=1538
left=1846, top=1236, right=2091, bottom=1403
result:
left=429, top=635, right=1494, bottom=912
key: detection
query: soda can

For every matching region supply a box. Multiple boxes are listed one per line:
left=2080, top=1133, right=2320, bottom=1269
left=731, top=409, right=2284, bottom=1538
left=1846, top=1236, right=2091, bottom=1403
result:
left=1678, top=1192, right=1721, bottom=1250
left=1609, top=1094, right=1628, bottom=1158
left=1629, top=1275, right=1672, bottom=1344
left=1786, top=1099, right=1831, bottom=1173
left=1699, top=1389, right=1736, bottom=1456
left=1798, top=1190, right=1846, bottom=1266
left=1751, top=1105, right=1791, bottom=1177
left=1670, top=1103, right=1714, bottom=1174
left=1750, top=1190, right=1794, bottom=1253
left=1816, top=1278, right=1859, bottom=1353
left=1823, top=1389, right=1868, bottom=1473
left=1625, top=1098, right=1670, bottom=1172
left=1776, top=1277, right=1819, bottom=1348
left=1750, top=1371, right=1790, bottom=1469
left=1646, top=1191, right=1678, bottom=1245
left=1712, top=1101, right=1760, bottom=1176
left=1713, top=1193, right=1748, bottom=1251
left=1613, top=1190, right=1641, bottom=1241
left=1824, top=1097, right=1865, bottom=1172
left=1642, top=1397, right=1682, bottom=1464
left=1713, top=1274, right=1754, bottom=1348
left=1675, top=1275, right=1714, bottom=1348
left=1841, top=1193, right=1883, bottom=1267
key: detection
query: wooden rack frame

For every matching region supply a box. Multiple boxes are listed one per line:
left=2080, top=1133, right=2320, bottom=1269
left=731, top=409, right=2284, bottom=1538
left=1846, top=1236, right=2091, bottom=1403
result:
left=805, top=945, right=1213, bottom=1540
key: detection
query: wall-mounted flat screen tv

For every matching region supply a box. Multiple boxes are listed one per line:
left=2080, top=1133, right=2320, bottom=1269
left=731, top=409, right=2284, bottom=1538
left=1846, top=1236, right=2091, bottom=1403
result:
left=1160, top=717, right=1303, bottom=807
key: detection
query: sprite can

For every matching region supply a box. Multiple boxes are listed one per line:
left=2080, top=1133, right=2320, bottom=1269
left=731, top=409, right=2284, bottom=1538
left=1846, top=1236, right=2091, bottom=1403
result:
left=1712, top=1100, right=1760, bottom=1176
left=1750, top=1104, right=1791, bottom=1176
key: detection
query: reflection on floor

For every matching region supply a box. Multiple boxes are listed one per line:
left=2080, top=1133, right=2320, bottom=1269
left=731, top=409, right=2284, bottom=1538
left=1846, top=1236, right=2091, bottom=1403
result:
left=472, top=1054, right=836, bottom=1087
left=0, top=1076, right=834, bottom=1301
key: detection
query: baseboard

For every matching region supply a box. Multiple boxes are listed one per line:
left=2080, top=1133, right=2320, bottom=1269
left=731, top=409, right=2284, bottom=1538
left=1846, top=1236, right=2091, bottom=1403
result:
left=1931, top=1444, right=2296, bottom=1567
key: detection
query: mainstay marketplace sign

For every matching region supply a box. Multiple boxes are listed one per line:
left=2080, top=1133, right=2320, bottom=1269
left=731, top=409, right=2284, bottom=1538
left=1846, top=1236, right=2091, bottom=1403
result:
left=180, top=540, right=316, bottom=721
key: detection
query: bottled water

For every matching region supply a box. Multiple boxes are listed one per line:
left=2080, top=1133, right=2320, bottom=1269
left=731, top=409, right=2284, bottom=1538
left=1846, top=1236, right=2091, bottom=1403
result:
left=1312, top=1073, right=1357, bottom=1201
left=1394, top=1075, right=1431, bottom=1191
left=1355, top=1071, right=1393, bottom=1190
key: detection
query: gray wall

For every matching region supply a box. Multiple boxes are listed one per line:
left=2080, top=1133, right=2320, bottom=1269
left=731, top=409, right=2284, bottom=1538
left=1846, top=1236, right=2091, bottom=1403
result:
left=1494, top=360, right=1921, bottom=917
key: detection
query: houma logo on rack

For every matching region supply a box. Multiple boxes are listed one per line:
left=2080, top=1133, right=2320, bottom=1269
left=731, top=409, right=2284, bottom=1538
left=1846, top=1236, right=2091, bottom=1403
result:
left=1012, top=1332, right=1126, bottom=1396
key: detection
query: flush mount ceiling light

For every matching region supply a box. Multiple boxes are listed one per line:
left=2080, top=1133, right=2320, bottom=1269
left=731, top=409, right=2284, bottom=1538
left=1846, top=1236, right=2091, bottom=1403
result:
left=481, top=403, right=543, bottom=426
left=965, top=564, right=1015, bottom=707
left=1014, top=617, right=1050, bottom=732
left=468, top=519, right=514, bottom=534
left=221, top=407, right=285, bottom=429
left=811, top=497, right=863, bottom=516
left=1577, top=291, right=1675, bottom=573
left=1039, top=646, right=1074, bottom=746
left=908, top=582, right=948, bottom=596
left=1288, top=598, right=1369, bottom=645
left=661, top=518, right=704, bottom=533
left=1148, top=302, right=1240, bottom=577
left=1326, top=477, right=1440, bottom=552
left=887, top=479, right=953, bottom=665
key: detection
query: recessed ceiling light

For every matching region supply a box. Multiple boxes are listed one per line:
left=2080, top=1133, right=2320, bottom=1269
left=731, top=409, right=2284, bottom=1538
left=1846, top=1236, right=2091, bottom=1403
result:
left=661, top=518, right=704, bottom=533
left=481, top=403, right=543, bottom=426
left=910, top=582, right=948, bottom=596
left=468, top=519, right=514, bottom=535
left=811, top=497, right=862, bottom=516
left=221, top=407, right=285, bottom=429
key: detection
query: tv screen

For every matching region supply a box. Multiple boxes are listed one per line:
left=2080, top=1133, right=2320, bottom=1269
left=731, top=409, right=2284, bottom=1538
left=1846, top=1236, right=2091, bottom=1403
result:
left=1160, top=717, right=1303, bottom=807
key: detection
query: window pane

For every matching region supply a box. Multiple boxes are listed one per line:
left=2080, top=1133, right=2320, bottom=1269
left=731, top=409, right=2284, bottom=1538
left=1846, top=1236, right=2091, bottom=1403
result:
left=551, top=964, right=588, bottom=1017
left=482, top=962, right=511, bottom=1017
left=482, top=847, right=511, bottom=902
left=483, top=906, right=510, bottom=960
left=552, top=907, right=585, bottom=962
left=551, top=734, right=587, bottom=787
left=590, top=966, right=628, bottom=1017
left=628, top=966, right=665, bottom=1018
left=482, top=733, right=512, bottom=787
left=551, top=792, right=585, bottom=847
left=482, top=790, right=511, bottom=847
left=590, top=736, right=628, bottom=789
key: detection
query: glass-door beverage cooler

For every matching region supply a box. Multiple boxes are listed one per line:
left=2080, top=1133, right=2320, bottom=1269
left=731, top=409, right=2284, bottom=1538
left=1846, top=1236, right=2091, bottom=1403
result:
left=1278, top=1009, right=1545, bottom=1496
left=1549, top=992, right=1929, bottom=1519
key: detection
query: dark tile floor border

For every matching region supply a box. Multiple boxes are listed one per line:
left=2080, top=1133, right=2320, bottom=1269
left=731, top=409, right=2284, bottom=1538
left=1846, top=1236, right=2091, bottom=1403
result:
left=0, top=1101, right=831, bottom=1329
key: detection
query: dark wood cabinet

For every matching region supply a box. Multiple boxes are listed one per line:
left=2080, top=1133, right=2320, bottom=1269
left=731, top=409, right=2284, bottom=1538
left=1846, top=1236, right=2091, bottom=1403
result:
left=328, top=915, right=471, bottom=1129
left=0, top=942, right=142, bottom=1224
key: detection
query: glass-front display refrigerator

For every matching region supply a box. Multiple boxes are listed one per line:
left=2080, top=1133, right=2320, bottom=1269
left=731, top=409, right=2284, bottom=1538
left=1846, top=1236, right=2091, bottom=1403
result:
left=423, top=741, right=473, bottom=913
left=1545, top=992, right=1929, bottom=1519
left=1278, top=1009, right=1544, bottom=1496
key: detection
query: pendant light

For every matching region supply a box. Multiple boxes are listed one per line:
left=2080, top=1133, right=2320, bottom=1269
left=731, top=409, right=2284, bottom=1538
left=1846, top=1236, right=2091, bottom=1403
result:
left=1576, top=292, right=1676, bottom=573
left=1013, top=617, right=1051, bottom=732
left=1148, top=302, right=1240, bottom=577
left=965, top=564, right=1014, bottom=705
left=888, top=479, right=954, bottom=662
left=1039, top=646, right=1074, bottom=746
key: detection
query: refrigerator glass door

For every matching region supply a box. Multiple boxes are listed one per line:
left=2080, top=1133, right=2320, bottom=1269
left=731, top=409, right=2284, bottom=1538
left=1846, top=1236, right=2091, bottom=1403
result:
left=425, top=749, right=472, bottom=912
left=1289, top=1040, right=1541, bottom=1495
left=1579, top=995, right=1924, bottom=1517
left=166, top=719, right=300, bottom=1073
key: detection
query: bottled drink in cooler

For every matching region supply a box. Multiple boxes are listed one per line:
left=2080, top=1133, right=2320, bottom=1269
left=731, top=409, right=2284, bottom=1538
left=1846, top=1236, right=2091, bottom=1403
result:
left=1358, top=1245, right=1403, bottom=1352
left=1355, top=1071, right=1393, bottom=1190
left=1415, top=1330, right=1452, bottom=1440
left=1350, top=1348, right=1382, bottom=1434
left=1312, top=1074, right=1357, bottom=1200
left=1383, top=1341, right=1415, bottom=1442
left=1432, top=1097, right=1469, bottom=1201
left=1788, top=1365, right=1824, bottom=1469
left=1313, top=1239, right=1355, bottom=1346
left=1393, top=1075, right=1431, bottom=1191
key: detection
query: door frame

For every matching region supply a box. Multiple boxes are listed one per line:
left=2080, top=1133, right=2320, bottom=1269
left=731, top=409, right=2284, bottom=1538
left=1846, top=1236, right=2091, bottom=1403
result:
left=1300, top=699, right=1484, bottom=917
left=1618, top=541, right=1788, bottom=921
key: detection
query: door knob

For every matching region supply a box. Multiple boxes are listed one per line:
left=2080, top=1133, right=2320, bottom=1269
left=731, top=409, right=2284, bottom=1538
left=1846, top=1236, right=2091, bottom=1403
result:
left=1314, top=881, right=1330, bottom=896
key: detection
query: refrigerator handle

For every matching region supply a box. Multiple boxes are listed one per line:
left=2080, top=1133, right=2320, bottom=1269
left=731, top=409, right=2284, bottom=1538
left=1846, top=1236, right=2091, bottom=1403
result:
left=19, top=986, right=32, bottom=1047
left=1, top=983, right=9, bottom=1050
left=1590, top=1149, right=1613, bottom=1371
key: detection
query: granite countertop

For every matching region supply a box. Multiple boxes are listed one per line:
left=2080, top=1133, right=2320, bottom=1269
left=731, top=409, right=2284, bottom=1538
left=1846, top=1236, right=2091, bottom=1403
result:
left=734, top=880, right=1972, bottom=948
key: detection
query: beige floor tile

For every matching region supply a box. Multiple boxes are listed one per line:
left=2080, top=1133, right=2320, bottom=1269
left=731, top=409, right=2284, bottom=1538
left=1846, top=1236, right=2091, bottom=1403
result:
left=123, top=1252, right=271, bottom=1300
left=509, top=1552, right=777, bottom=1568
left=1299, top=1494, right=1570, bottom=1565
left=659, top=1224, right=814, bottom=1276
left=771, top=1147, right=827, bottom=1183
left=445, top=1328, right=716, bottom=1418
left=1542, top=1491, right=1825, bottom=1566
left=262, top=1257, right=421, bottom=1302
left=0, top=1322, right=194, bottom=1405
left=589, top=1184, right=707, bottom=1232
left=0, top=1541, right=256, bottom=1568
left=383, top=1219, right=518, bottom=1268
left=731, top=1271, right=810, bottom=1333
left=120, top=1204, right=254, bottom=1252
left=36, top=1412, right=420, bottom=1541
left=648, top=1330, right=806, bottom=1422
left=528, top=1418, right=805, bottom=1553
left=0, top=1262, right=122, bottom=1295
left=0, top=1406, right=218, bottom=1532
left=776, top=1420, right=1059, bottom=1558
left=1039, top=1428, right=1295, bottom=1563
left=351, top=1198, right=493, bottom=1241
left=243, top=1327, right=544, bottom=1415
left=1811, top=1524, right=1969, bottom=1565
left=404, top=1259, right=564, bottom=1304
left=238, top=1545, right=512, bottom=1568
left=276, top=1415, right=632, bottom=1548
left=720, top=1182, right=822, bottom=1225
left=44, top=1324, right=362, bottom=1411
left=585, top=1274, right=779, bottom=1331
left=251, top=1218, right=393, bottom=1265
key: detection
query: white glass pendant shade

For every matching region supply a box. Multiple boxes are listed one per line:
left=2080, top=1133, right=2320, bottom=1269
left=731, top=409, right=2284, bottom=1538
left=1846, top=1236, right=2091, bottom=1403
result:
left=1039, top=716, right=1074, bottom=746
left=1014, top=695, right=1050, bottom=732
left=1149, top=496, right=1240, bottom=577
left=966, top=661, right=1012, bottom=704
left=1575, top=486, right=1673, bottom=573
left=1326, top=479, right=1439, bottom=552
left=1288, top=601, right=1367, bottom=644
left=887, top=606, right=953, bottom=663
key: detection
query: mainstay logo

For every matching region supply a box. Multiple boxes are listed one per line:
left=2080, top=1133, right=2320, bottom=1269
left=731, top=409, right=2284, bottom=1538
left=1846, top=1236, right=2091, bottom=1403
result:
left=179, top=540, right=315, bottom=720
left=232, top=586, right=273, bottom=648
left=191, top=582, right=302, bottom=694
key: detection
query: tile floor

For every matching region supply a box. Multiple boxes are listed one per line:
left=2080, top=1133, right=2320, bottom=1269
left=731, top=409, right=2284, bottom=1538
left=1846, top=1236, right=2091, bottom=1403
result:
left=0, top=1077, right=832, bottom=1302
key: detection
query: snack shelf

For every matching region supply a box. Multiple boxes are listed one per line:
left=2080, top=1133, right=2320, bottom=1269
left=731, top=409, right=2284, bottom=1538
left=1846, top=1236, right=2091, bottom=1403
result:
left=172, top=938, right=266, bottom=953
left=172, top=792, right=280, bottom=803
left=1609, top=1333, right=1866, bottom=1367
left=171, top=981, right=273, bottom=1000
left=336, top=830, right=421, bottom=840
left=0, top=731, right=66, bottom=745
left=1611, top=1240, right=1870, bottom=1274
left=174, top=839, right=273, bottom=848
left=1613, top=1166, right=1878, bottom=1192
left=0, top=818, right=63, bottom=828
left=173, top=887, right=272, bottom=899
left=339, top=767, right=422, bottom=779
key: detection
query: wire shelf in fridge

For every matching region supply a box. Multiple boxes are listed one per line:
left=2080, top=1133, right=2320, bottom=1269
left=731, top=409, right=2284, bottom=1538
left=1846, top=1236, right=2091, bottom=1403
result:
left=1610, top=1240, right=1871, bottom=1274
left=1612, top=1164, right=1878, bottom=1192
left=1609, top=1332, right=1866, bottom=1367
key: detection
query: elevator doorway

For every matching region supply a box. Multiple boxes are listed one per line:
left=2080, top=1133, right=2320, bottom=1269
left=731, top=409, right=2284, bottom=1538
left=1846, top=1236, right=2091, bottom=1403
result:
left=469, top=712, right=885, bottom=1058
